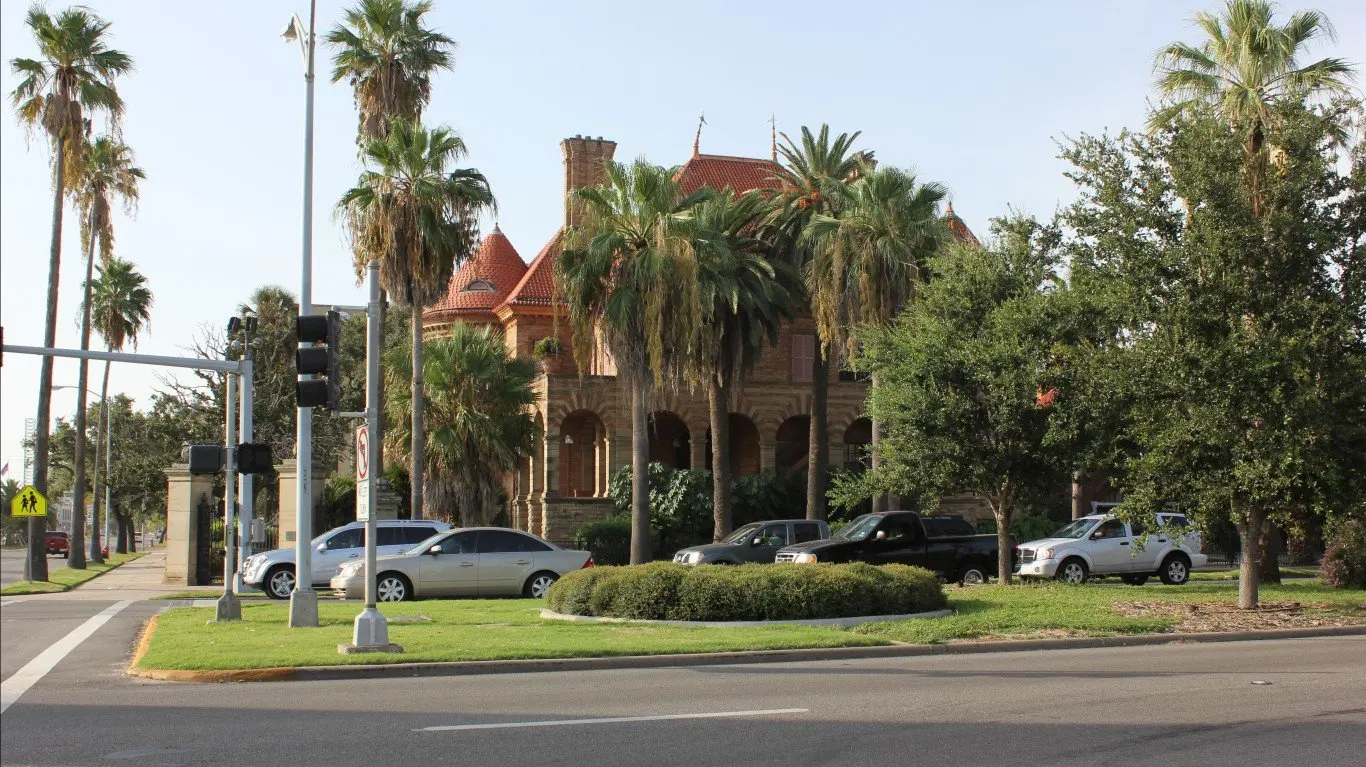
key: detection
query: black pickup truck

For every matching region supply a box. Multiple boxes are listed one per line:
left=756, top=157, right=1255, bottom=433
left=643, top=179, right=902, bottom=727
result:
left=775, top=511, right=1008, bottom=584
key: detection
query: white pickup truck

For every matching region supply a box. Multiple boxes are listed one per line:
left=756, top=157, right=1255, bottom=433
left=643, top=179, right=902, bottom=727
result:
left=1015, top=512, right=1207, bottom=585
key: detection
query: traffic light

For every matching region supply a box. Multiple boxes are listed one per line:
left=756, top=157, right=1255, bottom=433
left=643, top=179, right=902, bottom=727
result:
left=184, top=445, right=224, bottom=475
left=296, top=311, right=341, bottom=410
left=236, top=443, right=274, bottom=475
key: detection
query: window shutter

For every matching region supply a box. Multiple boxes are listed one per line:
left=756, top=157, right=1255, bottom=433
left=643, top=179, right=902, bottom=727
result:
left=793, top=335, right=814, bottom=383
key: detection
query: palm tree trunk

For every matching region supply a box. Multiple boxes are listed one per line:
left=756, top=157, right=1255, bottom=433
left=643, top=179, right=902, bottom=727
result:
left=630, top=384, right=651, bottom=563
left=870, top=371, right=884, bottom=513
left=709, top=379, right=732, bottom=542
left=69, top=223, right=101, bottom=571
left=376, top=290, right=389, bottom=475
left=409, top=310, right=425, bottom=520
left=805, top=344, right=830, bottom=521
left=89, top=359, right=111, bottom=564
left=27, top=139, right=66, bottom=583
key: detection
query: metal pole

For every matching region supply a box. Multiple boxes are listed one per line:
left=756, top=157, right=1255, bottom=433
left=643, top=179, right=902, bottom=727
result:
left=237, top=354, right=254, bottom=593
left=103, top=415, right=111, bottom=553
left=2, top=344, right=240, bottom=372
left=350, top=260, right=390, bottom=650
left=289, top=0, right=320, bottom=628
left=215, top=371, right=242, bottom=621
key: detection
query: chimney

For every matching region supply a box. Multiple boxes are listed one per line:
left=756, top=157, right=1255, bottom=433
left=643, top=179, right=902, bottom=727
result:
left=562, top=135, right=617, bottom=228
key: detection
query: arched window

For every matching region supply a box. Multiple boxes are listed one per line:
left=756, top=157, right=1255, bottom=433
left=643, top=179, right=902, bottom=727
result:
left=463, top=279, right=496, bottom=292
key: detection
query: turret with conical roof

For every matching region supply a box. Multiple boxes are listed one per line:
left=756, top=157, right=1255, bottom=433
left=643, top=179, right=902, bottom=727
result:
left=423, top=225, right=529, bottom=330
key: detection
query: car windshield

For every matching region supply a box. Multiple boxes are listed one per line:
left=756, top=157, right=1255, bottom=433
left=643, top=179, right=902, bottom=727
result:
left=1051, top=518, right=1101, bottom=539
left=724, top=523, right=763, bottom=544
left=836, top=515, right=881, bottom=541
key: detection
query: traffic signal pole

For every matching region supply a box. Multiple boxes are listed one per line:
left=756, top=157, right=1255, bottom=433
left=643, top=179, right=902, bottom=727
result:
left=237, top=353, right=254, bottom=594
left=215, top=371, right=242, bottom=622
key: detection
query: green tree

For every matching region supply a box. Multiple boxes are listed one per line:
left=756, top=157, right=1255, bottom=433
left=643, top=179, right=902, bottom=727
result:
left=89, top=258, right=151, bottom=554
left=384, top=323, right=538, bottom=526
left=74, top=138, right=143, bottom=564
left=832, top=219, right=1073, bottom=583
left=688, top=190, right=796, bottom=541
left=769, top=125, right=867, bottom=521
left=337, top=117, right=496, bottom=520
left=555, top=159, right=708, bottom=563
left=10, top=4, right=132, bottom=581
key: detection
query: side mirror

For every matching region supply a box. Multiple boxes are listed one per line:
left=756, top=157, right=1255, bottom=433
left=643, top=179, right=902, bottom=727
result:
left=752, top=538, right=764, bottom=547
left=427, top=544, right=443, bottom=556
left=316, top=543, right=327, bottom=553
left=875, top=530, right=887, bottom=541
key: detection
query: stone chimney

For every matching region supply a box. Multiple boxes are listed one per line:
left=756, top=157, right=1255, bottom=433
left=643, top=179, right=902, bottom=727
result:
left=561, top=135, right=616, bottom=228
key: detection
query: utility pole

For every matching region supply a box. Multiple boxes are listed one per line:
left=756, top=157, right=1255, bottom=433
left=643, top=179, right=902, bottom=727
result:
left=215, top=370, right=241, bottom=622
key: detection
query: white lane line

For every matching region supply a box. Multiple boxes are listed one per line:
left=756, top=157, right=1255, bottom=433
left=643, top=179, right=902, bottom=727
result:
left=0, top=600, right=19, bottom=607
left=416, top=708, right=809, bottom=732
left=0, top=599, right=134, bottom=715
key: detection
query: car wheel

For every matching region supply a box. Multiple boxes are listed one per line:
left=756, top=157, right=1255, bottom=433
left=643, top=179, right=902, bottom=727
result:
left=523, top=571, right=559, bottom=599
left=1159, top=555, right=1190, bottom=585
left=376, top=573, right=411, bottom=602
left=958, top=565, right=989, bottom=586
left=1055, top=558, right=1088, bottom=585
left=264, top=566, right=295, bottom=600
left=1120, top=574, right=1150, bottom=586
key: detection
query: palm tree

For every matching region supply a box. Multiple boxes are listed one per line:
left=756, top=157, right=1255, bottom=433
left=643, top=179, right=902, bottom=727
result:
left=555, top=159, right=709, bottom=563
left=90, top=258, right=151, bottom=555
left=10, top=5, right=132, bottom=579
left=769, top=125, right=867, bottom=522
left=327, top=0, right=455, bottom=142
left=803, top=164, right=948, bottom=511
left=73, top=136, right=143, bottom=564
left=689, top=190, right=796, bottom=541
left=337, top=117, right=495, bottom=520
left=384, top=323, right=538, bottom=526
left=1153, top=0, right=1355, bottom=215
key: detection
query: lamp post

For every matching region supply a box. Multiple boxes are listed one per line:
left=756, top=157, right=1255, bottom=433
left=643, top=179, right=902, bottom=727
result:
left=284, top=0, right=320, bottom=628
left=53, top=385, right=110, bottom=559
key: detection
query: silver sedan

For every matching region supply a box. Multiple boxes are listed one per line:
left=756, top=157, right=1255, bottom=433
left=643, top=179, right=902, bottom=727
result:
left=330, top=527, right=593, bottom=601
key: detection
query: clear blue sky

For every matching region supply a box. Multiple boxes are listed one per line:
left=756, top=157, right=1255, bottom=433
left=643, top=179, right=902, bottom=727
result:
left=2, top=0, right=1362, bottom=476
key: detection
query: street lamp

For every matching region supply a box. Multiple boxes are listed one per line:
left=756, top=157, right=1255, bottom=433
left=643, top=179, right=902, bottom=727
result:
left=285, top=0, right=320, bottom=629
left=53, top=384, right=111, bottom=558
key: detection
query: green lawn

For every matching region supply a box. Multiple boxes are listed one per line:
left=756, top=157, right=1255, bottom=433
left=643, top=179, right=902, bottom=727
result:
left=135, top=580, right=1365, bottom=673
left=149, top=590, right=267, bottom=601
left=1, top=552, right=146, bottom=596
left=1189, top=567, right=1319, bottom=581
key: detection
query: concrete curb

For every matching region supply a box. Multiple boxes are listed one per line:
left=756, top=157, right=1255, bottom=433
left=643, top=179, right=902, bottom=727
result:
left=127, top=623, right=1366, bottom=684
left=539, top=608, right=954, bottom=628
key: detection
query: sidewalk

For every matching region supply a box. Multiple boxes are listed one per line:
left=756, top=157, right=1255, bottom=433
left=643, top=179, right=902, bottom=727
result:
left=41, top=548, right=217, bottom=601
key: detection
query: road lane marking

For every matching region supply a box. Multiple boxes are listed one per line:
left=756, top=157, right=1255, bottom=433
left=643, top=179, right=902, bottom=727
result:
left=416, top=708, right=810, bottom=732
left=0, top=600, right=19, bottom=607
left=0, top=600, right=133, bottom=715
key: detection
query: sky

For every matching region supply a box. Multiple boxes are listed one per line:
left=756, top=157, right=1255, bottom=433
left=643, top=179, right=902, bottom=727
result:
left=1, top=0, right=1363, bottom=479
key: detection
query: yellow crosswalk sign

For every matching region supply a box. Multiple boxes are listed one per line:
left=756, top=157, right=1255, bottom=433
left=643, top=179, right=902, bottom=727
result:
left=11, top=485, right=47, bottom=518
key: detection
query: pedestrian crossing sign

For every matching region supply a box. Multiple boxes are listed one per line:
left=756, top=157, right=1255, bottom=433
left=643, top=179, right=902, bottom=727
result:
left=11, top=485, right=47, bottom=517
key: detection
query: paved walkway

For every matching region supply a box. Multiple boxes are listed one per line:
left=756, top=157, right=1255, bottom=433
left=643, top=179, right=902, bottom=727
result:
left=41, top=548, right=217, bottom=601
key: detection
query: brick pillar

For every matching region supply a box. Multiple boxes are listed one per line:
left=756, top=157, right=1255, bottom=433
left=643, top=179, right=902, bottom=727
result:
left=688, top=428, right=707, bottom=472
left=759, top=440, right=777, bottom=473
left=163, top=463, right=213, bottom=585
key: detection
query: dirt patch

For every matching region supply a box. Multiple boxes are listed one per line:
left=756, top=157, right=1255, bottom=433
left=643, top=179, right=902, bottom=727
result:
left=1112, top=601, right=1366, bottom=633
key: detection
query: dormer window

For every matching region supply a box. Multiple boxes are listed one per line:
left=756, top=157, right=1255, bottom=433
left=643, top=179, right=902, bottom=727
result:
left=463, top=279, right=496, bottom=293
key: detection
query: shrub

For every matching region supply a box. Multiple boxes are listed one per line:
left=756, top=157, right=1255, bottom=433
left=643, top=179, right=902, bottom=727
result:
left=547, top=562, right=947, bottom=621
left=573, top=515, right=633, bottom=566
left=1319, top=519, right=1366, bottom=590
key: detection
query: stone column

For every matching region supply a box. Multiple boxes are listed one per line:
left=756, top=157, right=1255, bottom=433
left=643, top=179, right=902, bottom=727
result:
left=541, top=430, right=561, bottom=538
left=528, top=430, right=547, bottom=538
left=276, top=459, right=328, bottom=546
left=688, top=428, right=707, bottom=472
left=759, top=440, right=778, bottom=473
left=163, top=463, right=213, bottom=585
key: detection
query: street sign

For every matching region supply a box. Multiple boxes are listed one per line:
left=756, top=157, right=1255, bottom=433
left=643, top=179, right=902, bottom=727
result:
left=356, top=480, right=371, bottom=521
left=11, top=485, right=47, bottom=517
left=355, top=425, right=369, bottom=482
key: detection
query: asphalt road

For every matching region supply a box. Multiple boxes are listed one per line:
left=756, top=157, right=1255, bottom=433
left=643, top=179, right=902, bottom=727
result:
left=0, top=549, right=66, bottom=587
left=1, top=595, right=1364, bottom=767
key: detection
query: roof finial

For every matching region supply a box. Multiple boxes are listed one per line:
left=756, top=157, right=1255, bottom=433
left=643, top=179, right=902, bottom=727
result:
left=769, top=113, right=777, bottom=162
left=945, top=200, right=955, bottom=217
left=693, top=112, right=706, bottom=157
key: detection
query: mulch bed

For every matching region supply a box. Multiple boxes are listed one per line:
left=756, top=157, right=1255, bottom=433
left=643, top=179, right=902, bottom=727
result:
left=1112, top=600, right=1366, bottom=633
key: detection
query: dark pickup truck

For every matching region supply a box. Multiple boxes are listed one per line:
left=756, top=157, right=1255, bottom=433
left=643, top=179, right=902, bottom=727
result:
left=775, top=511, right=1008, bottom=584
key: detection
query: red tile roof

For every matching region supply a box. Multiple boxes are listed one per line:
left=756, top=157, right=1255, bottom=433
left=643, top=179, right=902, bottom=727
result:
left=424, top=226, right=528, bottom=319
left=500, top=228, right=563, bottom=308
left=674, top=153, right=781, bottom=196
left=944, top=202, right=980, bottom=247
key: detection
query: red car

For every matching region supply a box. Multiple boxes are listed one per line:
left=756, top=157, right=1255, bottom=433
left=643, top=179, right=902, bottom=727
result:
left=45, top=531, right=70, bottom=558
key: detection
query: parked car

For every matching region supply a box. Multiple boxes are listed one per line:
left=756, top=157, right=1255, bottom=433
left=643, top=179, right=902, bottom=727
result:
left=45, top=531, right=70, bottom=558
left=672, top=519, right=829, bottom=564
left=330, top=527, right=593, bottom=601
left=1015, top=513, right=1206, bottom=585
left=776, top=511, right=1008, bottom=584
left=243, top=519, right=451, bottom=599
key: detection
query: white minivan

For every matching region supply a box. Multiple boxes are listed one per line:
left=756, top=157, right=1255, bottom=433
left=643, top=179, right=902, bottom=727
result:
left=242, top=519, right=450, bottom=599
left=1016, top=513, right=1207, bottom=585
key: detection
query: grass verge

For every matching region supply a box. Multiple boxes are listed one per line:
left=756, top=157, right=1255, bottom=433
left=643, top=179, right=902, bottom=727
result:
left=149, top=590, right=268, bottom=601
left=1, top=552, right=146, bottom=596
left=1189, top=567, right=1319, bottom=581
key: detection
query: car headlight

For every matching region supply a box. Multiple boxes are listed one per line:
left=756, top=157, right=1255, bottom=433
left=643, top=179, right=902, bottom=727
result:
left=793, top=552, right=817, bottom=564
left=687, top=552, right=705, bottom=564
left=1039, top=548, right=1055, bottom=560
left=338, top=562, right=364, bottom=577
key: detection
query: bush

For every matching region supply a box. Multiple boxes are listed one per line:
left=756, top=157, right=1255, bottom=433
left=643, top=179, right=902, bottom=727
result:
left=573, top=516, right=633, bottom=566
left=546, top=562, right=947, bottom=621
left=1319, top=519, right=1366, bottom=590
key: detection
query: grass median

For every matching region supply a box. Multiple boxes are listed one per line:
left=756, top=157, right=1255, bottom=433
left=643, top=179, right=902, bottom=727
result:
left=1, top=552, right=146, bottom=596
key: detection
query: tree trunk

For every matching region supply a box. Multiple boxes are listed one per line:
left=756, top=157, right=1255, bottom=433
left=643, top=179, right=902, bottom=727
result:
left=375, top=290, right=388, bottom=475
left=27, top=138, right=67, bottom=583
left=69, top=224, right=101, bottom=571
left=1236, top=504, right=1266, bottom=609
left=806, top=344, right=830, bottom=521
left=116, top=513, right=129, bottom=554
left=128, top=516, right=136, bottom=553
left=409, top=310, right=425, bottom=520
left=709, top=379, right=732, bottom=542
left=992, top=502, right=1014, bottom=584
left=630, top=384, right=651, bottom=563
left=870, top=372, right=884, bottom=514
left=89, top=359, right=111, bottom=563
left=1071, top=470, right=1083, bottom=520
left=1258, top=516, right=1282, bottom=585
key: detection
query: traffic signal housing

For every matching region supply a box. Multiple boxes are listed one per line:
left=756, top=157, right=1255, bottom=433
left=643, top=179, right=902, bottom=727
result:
left=296, top=310, right=341, bottom=411
left=184, top=445, right=224, bottom=475
left=236, top=443, right=274, bottom=475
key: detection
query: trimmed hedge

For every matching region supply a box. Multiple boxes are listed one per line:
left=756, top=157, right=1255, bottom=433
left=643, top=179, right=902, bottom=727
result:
left=547, top=562, right=946, bottom=622
left=573, top=516, right=634, bottom=566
